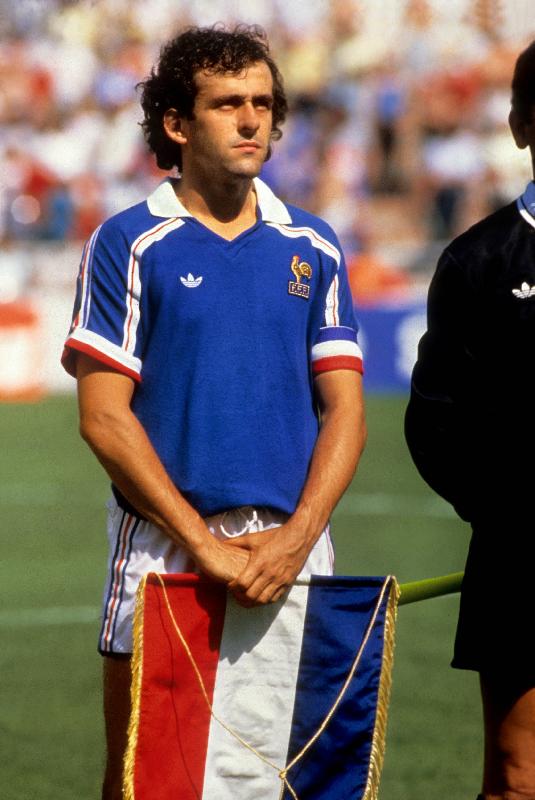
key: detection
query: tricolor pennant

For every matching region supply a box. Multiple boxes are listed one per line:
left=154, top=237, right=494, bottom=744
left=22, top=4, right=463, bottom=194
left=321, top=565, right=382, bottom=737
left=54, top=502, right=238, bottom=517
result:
left=124, top=573, right=398, bottom=800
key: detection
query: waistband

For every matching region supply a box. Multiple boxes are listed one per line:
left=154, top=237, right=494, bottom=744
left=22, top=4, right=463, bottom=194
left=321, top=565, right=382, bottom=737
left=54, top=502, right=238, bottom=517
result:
left=111, top=485, right=287, bottom=530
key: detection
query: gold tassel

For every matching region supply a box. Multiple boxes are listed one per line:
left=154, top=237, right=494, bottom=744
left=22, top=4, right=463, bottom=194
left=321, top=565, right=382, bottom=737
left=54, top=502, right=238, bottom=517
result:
left=122, top=573, right=148, bottom=800
left=362, top=578, right=400, bottom=800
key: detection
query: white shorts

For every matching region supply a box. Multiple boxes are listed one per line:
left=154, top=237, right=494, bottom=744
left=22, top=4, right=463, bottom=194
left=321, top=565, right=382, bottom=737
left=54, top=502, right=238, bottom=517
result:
left=99, top=499, right=335, bottom=655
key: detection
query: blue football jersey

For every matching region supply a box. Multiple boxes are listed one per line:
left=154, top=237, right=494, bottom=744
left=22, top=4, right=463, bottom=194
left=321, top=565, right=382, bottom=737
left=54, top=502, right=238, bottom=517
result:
left=63, top=178, right=363, bottom=516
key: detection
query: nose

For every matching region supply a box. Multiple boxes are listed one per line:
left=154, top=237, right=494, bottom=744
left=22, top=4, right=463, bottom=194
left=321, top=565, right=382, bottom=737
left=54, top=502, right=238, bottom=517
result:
left=237, top=102, right=260, bottom=134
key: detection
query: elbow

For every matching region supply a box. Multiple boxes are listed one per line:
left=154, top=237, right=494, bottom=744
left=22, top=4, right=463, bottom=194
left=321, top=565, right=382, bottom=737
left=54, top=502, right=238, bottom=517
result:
left=79, top=408, right=119, bottom=455
left=79, top=413, right=103, bottom=453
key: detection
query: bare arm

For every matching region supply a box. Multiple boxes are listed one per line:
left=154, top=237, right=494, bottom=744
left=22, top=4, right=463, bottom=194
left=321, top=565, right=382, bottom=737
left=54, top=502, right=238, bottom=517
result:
left=228, top=369, right=366, bottom=604
left=76, top=353, right=248, bottom=582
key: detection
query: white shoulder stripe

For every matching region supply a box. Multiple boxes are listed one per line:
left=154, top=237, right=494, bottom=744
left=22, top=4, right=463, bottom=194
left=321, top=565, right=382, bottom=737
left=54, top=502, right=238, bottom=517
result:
left=325, top=273, right=340, bottom=326
left=79, top=225, right=101, bottom=329
left=267, top=222, right=341, bottom=266
left=122, top=218, right=185, bottom=355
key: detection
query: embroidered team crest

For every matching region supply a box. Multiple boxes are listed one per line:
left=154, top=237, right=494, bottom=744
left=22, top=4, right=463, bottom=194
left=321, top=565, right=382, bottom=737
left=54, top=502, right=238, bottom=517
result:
left=288, top=256, right=312, bottom=299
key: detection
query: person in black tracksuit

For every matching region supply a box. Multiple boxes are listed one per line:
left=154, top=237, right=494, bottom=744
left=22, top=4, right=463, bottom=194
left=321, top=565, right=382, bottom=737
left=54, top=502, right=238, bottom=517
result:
left=405, top=41, right=535, bottom=800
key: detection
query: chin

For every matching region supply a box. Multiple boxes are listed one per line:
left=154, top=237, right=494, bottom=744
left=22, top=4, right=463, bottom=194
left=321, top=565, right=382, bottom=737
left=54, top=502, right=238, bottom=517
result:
left=228, top=156, right=266, bottom=179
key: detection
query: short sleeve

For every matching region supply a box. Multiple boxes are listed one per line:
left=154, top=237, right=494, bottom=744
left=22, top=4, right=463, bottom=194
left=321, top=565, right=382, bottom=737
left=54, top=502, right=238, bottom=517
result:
left=311, top=249, right=363, bottom=376
left=61, top=222, right=143, bottom=381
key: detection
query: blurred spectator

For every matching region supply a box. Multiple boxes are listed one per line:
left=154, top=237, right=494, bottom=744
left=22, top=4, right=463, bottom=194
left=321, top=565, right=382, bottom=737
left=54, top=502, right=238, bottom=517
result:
left=415, top=68, right=488, bottom=239
left=478, top=44, right=529, bottom=209
left=0, top=0, right=533, bottom=287
left=371, top=64, right=407, bottom=193
left=261, top=94, right=322, bottom=209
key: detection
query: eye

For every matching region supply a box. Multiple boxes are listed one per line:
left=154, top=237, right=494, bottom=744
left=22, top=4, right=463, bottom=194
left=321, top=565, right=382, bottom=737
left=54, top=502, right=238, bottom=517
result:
left=213, top=96, right=242, bottom=111
left=255, top=98, right=273, bottom=111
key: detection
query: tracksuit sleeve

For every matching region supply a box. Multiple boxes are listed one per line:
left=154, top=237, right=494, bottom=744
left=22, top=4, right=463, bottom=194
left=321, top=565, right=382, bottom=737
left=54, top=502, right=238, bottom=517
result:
left=405, top=249, right=474, bottom=521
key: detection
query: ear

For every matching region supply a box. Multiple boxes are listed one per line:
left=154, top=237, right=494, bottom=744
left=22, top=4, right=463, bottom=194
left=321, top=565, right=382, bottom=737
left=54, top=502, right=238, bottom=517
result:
left=163, top=108, right=188, bottom=145
left=509, top=108, right=529, bottom=150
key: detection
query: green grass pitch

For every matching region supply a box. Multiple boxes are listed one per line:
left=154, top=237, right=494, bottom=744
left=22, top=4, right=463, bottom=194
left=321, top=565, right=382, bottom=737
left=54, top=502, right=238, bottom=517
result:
left=0, top=394, right=482, bottom=799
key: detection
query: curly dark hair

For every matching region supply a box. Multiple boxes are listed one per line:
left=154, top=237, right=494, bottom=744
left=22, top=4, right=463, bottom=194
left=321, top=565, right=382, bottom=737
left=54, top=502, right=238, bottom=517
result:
left=512, top=40, right=535, bottom=124
left=138, top=24, right=288, bottom=171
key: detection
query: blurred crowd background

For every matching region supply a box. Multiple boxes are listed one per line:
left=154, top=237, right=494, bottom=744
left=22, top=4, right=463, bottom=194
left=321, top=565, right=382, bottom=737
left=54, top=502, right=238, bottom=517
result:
left=0, top=0, right=534, bottom=395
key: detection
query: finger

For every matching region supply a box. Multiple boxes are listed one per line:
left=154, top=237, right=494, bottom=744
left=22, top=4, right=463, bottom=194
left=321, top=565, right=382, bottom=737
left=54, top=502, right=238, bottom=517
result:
left=224, top=531, right=267, bottom=549
left=234, top=573, right=271, bottom=601
left=236, top=576, right=289, bottom=606
left=227, top=559, right=265, bottom=592
left=224, top=537, right=253, bottom=550
left=255, top=582, right=289, bottom=605
left=270, top=586, right=289, bottom=603
left=230, top=568, right=277, bottom=603
left=230, top=574, right=273, bottom=606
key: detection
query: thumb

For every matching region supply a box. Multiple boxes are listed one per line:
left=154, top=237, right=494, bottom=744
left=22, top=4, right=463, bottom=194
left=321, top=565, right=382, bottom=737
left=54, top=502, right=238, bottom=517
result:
left=225, top=535, right=253, bottom=550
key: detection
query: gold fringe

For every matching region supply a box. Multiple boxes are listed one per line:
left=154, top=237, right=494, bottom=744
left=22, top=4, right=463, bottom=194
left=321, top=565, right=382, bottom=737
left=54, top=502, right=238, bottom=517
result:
left=362, top=578, right=400, bottom=800
left=122, top=573, right=148, bottom=800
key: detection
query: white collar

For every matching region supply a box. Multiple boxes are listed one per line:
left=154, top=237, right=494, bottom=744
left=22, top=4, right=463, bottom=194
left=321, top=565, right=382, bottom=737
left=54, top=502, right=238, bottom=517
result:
left=146, top=176, right=292, bottom=224
left=517, top=181, right=535, bottom=230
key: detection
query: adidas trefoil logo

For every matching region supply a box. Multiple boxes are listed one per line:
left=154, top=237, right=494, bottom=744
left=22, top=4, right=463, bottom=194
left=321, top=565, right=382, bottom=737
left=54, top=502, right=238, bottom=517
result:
left=512, top=281, right=535, bottom=299
left=180, top=273, right=203, bottom=288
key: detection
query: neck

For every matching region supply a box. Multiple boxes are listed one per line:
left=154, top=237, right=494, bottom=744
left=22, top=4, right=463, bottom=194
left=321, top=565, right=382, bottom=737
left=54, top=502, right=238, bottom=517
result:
left=177, top=168, right=257, bottom=224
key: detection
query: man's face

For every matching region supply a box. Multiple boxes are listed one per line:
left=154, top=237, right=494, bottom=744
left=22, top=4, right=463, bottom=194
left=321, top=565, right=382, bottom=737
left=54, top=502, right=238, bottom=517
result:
left=179, top=60, right=274, bottom=180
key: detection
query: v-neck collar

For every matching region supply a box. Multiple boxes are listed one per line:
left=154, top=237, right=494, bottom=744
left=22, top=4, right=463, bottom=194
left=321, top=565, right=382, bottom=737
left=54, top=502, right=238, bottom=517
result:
left=146, top=176, right=292, bottom=224
left=187, top=214, right=262, bottom=246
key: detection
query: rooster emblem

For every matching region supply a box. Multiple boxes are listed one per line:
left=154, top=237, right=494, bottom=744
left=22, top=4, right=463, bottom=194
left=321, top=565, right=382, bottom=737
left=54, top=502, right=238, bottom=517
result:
left=288, top=256, right=312, bottom=299
left=290, top=256, right=312, bottom=284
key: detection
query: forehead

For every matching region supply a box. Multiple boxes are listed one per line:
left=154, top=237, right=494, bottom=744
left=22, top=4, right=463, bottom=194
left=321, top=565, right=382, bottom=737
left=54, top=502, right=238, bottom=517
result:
left=193, top=60, right=273, bottom=99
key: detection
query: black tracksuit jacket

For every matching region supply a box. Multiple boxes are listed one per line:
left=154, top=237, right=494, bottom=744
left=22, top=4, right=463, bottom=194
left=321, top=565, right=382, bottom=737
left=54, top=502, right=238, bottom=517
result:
left=405, top=190, right=535, bottom=523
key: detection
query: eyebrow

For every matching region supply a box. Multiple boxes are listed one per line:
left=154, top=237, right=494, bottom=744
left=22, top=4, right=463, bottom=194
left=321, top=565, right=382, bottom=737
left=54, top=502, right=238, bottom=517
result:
left=210, top=93, right=273, bottom=106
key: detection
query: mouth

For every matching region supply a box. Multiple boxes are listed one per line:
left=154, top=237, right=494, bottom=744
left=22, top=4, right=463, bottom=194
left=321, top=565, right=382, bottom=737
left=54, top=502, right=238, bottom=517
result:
left=234, top=141, right=262, bottom=153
